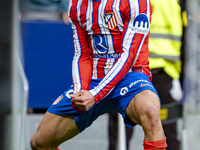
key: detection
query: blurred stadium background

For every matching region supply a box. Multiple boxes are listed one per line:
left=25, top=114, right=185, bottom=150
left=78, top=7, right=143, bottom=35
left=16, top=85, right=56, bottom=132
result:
left=0, top=0, right=200, bottom=150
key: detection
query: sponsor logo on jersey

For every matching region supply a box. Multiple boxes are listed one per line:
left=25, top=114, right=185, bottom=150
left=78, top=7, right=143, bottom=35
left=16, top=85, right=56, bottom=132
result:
left=104, top=12, right=118, bottom=30
left=132, top=14, right=149, bottom=34
left=53, top=95, right=63, bottom=105
left=120, top=87, right=129, bottom=96
left=92, top=53, right=120, bottom=58
left=92, top=34, right=108, bottom=54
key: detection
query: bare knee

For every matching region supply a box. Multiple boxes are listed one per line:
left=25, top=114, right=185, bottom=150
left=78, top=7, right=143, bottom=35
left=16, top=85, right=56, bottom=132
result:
left=140, top=107, right=161, bottom=131
left=30, top=134, right=56, bottom=150
left=30, top=135, right=40, bottom=150
left=126, top=90, right=165, bottom=140
left=29, top=113, right=80, bottom=149
left=139, top=106, right=165, bottom=141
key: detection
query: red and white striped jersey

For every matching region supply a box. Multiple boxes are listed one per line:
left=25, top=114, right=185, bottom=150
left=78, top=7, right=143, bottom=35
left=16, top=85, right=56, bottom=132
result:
left=69, top=0, right=152, bottom=102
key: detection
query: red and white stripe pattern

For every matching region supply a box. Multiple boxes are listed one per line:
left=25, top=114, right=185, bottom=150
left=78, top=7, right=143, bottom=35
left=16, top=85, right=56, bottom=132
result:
left=69, top=0, right=152, bottom=102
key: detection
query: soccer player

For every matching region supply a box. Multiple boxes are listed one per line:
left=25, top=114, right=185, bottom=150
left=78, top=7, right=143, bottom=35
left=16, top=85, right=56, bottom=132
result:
left=30, top=0, right=167, bottom=149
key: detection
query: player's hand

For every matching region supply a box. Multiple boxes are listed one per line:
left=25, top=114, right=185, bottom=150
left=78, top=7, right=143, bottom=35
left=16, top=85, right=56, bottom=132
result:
left=70, top=90, right=95, bottom=112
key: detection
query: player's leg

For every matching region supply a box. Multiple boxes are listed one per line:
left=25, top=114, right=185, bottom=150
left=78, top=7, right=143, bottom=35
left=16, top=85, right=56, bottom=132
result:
left=126, top=90, right=167, bottom=149
left=30, top=112, right=79, bottom=150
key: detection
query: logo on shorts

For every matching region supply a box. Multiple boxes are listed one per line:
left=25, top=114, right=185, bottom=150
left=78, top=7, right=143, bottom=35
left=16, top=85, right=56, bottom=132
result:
left=65, top=89, right=74, bottom=98
left=53, top=95, right=63, bottom=105
left=129, top=79, right=150, bottom=88
left=120, top=87, right=129, bottom=96
left=140, top=84, right=153, bottom=87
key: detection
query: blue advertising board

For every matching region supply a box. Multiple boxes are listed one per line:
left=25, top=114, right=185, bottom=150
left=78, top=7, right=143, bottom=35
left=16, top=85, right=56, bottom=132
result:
left=21, top=21, right=74, bottom=109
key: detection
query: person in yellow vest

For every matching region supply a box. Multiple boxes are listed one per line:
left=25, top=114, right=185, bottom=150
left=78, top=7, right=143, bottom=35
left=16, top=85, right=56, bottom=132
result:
left=107, top=0, right=187, bottom=149
left=149, top=0, right=187, bottom=149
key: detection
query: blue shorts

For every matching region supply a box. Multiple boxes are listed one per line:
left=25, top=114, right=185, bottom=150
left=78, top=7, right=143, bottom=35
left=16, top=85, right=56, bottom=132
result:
left=48, top=72, right=159, bottom=132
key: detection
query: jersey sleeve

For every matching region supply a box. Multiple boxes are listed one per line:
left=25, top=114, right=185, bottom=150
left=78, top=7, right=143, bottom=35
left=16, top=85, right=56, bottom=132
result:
left=90, top=0, right=152, bottom=102
left=69, top=1, right=92, bottom=93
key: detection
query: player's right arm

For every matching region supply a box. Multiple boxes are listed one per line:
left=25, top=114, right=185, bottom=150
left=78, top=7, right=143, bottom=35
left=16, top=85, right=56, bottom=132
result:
left=69, top=0, right=92, bottom=94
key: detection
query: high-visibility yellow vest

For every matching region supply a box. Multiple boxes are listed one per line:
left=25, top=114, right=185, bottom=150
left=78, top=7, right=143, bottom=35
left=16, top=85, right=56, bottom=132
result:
left=149, top=0, right=183, bottom=79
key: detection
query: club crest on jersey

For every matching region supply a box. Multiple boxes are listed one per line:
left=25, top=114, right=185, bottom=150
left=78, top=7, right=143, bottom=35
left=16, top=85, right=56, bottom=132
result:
left=104, top=12, right=118, bottom=30
left=132, top=14, right=150, bottom=34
